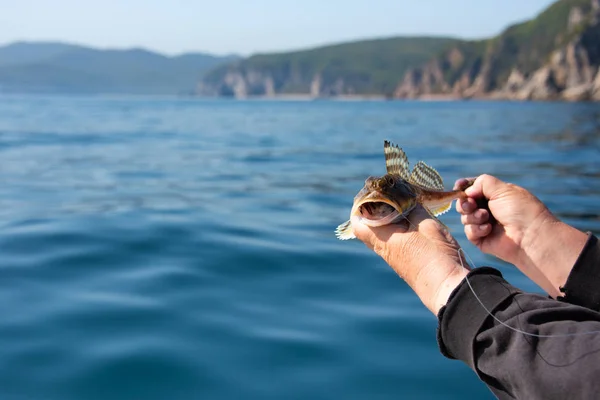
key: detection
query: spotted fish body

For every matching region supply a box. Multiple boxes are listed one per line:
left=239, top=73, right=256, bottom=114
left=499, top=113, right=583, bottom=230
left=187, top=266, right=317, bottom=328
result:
left=335, top=140, right=469, bottom=240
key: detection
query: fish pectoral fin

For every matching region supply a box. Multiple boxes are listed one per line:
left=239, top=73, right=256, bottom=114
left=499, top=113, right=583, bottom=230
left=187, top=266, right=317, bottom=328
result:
left=423, top=205, right=450, bottom=231
left=335, top=219, right=356, bottom=240
left=427, top=201, right=452, bottom=217
left=383, top=140, right=410, bottom=180
left=408, top=161, right=445, bottom=191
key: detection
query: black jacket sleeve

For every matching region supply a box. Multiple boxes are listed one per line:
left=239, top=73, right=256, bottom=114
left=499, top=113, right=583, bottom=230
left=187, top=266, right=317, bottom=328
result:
left=557, top=232, right=600, bottom=312
left=437, top=264, right=600, bottom=399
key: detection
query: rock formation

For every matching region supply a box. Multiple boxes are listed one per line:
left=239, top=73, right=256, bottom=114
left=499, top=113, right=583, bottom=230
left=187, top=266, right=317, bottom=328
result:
left=197, top=0, right=600, bottom=102
left=393, top=0, right=600, bottom=101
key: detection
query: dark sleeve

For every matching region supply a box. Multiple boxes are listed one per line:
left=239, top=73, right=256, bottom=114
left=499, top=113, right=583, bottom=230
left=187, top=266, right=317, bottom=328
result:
left=437, top=267, right=600, bottom=400
left=557, top=233, right=600, bottom=312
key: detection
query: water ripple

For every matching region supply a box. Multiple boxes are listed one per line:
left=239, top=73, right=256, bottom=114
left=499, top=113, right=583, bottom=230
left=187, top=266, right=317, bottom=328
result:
left=0, top=96, right=598, bottom=399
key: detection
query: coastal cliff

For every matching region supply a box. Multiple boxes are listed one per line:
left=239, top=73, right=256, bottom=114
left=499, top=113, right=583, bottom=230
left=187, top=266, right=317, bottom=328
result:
left=197, top=37, right=459, bottom=98
left=198, top=0, right=600, bottom=101
left=394, top=0, right=600, bottom=101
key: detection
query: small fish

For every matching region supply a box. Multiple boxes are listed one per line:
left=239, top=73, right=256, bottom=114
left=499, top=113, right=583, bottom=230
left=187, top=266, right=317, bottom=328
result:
left=335, top=140, right=470, bottom=240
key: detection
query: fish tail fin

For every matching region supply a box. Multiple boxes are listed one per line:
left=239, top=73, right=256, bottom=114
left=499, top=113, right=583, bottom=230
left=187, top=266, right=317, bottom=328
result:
left=335, top=219, right=356, bottom=240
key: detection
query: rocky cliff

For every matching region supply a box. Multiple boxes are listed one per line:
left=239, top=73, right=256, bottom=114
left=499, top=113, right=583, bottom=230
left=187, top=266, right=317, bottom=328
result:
left=197, top=0, right=600, bottom=101
left=394, top=0, right=600, bottom=101
left=197, top=37, right=459, bottom=98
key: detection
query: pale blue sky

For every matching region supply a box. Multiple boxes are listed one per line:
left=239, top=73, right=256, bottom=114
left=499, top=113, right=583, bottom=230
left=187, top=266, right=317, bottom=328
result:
left=0, top=0, right=556, bottom=56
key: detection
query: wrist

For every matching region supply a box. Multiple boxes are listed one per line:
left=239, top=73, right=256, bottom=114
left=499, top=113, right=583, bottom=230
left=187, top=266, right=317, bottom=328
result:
left=412, top=260, right=469, bottom=315
left=516, top=207, right=558, bottom=267
left=432, top=266, right=469, bottom=314
left=517, top=212, right=588, bottom=297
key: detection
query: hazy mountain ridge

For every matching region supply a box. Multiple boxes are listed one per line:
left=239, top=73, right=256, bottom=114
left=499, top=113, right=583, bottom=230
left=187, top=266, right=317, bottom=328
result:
left=0, top=42, right=239, bottom=94
left=198, top=0, right=600, bottom=101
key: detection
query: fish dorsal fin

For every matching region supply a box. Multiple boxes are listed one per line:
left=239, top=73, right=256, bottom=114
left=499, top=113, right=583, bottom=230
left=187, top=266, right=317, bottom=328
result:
left=409, top=161, right=445, bottom=191
left=383, top=140, right=410, bottom=179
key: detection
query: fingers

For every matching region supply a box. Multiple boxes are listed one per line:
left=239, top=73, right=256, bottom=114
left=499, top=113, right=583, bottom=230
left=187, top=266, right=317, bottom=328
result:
left=453, top=177, right=477, bottom=191
left=454, top=176, right=498, bottom=215
left=456, top=195, right=493, bottom=245
left=461, top=208, right=489, bottom=225
left=464, top=223, right=492, bottom=242
left=464, top=174, right=507, bottom=200
left=456, top=197, right=478, bottom=214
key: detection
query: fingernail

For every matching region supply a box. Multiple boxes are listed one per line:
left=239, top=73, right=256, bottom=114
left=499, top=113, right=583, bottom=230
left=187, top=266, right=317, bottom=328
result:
left=479, top=224, right=489, bottom=231
left=461, top=201, right=473, bottom=212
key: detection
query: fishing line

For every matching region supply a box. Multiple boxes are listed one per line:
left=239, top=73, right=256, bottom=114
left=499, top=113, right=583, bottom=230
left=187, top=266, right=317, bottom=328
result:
left=457, top=247, right=600, bottom=338
left=402, top=215, right=417, bottom=231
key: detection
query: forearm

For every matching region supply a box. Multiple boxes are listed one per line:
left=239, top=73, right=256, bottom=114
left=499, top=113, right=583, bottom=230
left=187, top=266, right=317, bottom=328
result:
left=517, top=213, right=589, bottom=298
left=438, top=268, right=600, bottom=399
left=406, top=260, right=469, bottom=315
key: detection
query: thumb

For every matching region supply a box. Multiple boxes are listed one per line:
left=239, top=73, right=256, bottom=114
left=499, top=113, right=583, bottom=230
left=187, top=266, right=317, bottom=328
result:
left=465, top=174, right=507, bottom=201
left=351, top=213, right=413, bottom=251
left=351, top=215, right=376, bottom=249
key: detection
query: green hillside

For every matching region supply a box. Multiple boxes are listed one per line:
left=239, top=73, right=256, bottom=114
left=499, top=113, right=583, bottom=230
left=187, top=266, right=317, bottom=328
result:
left=493, top=0, right=593, bottom=75
left=423, top=0, right=596, bottom=91
left=201, top=37, right=461, bottom=96
left=200, top=0, right=599, bottom=98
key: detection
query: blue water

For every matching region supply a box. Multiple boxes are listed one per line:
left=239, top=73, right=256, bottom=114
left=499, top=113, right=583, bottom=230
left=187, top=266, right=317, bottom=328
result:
left=0, top=96, right=599, bottom=400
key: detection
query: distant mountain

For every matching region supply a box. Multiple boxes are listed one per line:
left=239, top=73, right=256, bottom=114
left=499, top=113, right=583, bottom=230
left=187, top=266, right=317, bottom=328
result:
left=0, top=41, right=240, bottom=94
left=197, top=37, right=461, bottom=97
left=198, top=0, right=600, bottom=101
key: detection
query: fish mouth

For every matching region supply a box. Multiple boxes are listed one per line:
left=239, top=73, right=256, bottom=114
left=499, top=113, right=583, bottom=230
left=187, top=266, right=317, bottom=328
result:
left=351, top=197, right=403, bottom=227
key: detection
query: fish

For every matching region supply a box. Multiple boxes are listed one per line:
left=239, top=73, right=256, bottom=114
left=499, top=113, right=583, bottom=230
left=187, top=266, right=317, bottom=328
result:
left=335, top=140, right=470, bottom=240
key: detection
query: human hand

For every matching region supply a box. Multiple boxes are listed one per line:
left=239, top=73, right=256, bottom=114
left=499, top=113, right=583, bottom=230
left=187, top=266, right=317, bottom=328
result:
left=454, top=174, right=588, bottom=298
left=352, top=205, right=469, bottom=314
left=453, top=174, right=554, bottom=267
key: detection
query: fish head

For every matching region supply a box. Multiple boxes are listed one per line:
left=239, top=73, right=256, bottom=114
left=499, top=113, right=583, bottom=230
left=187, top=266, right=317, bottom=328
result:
left=350, top=174, right=418, bottom=227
